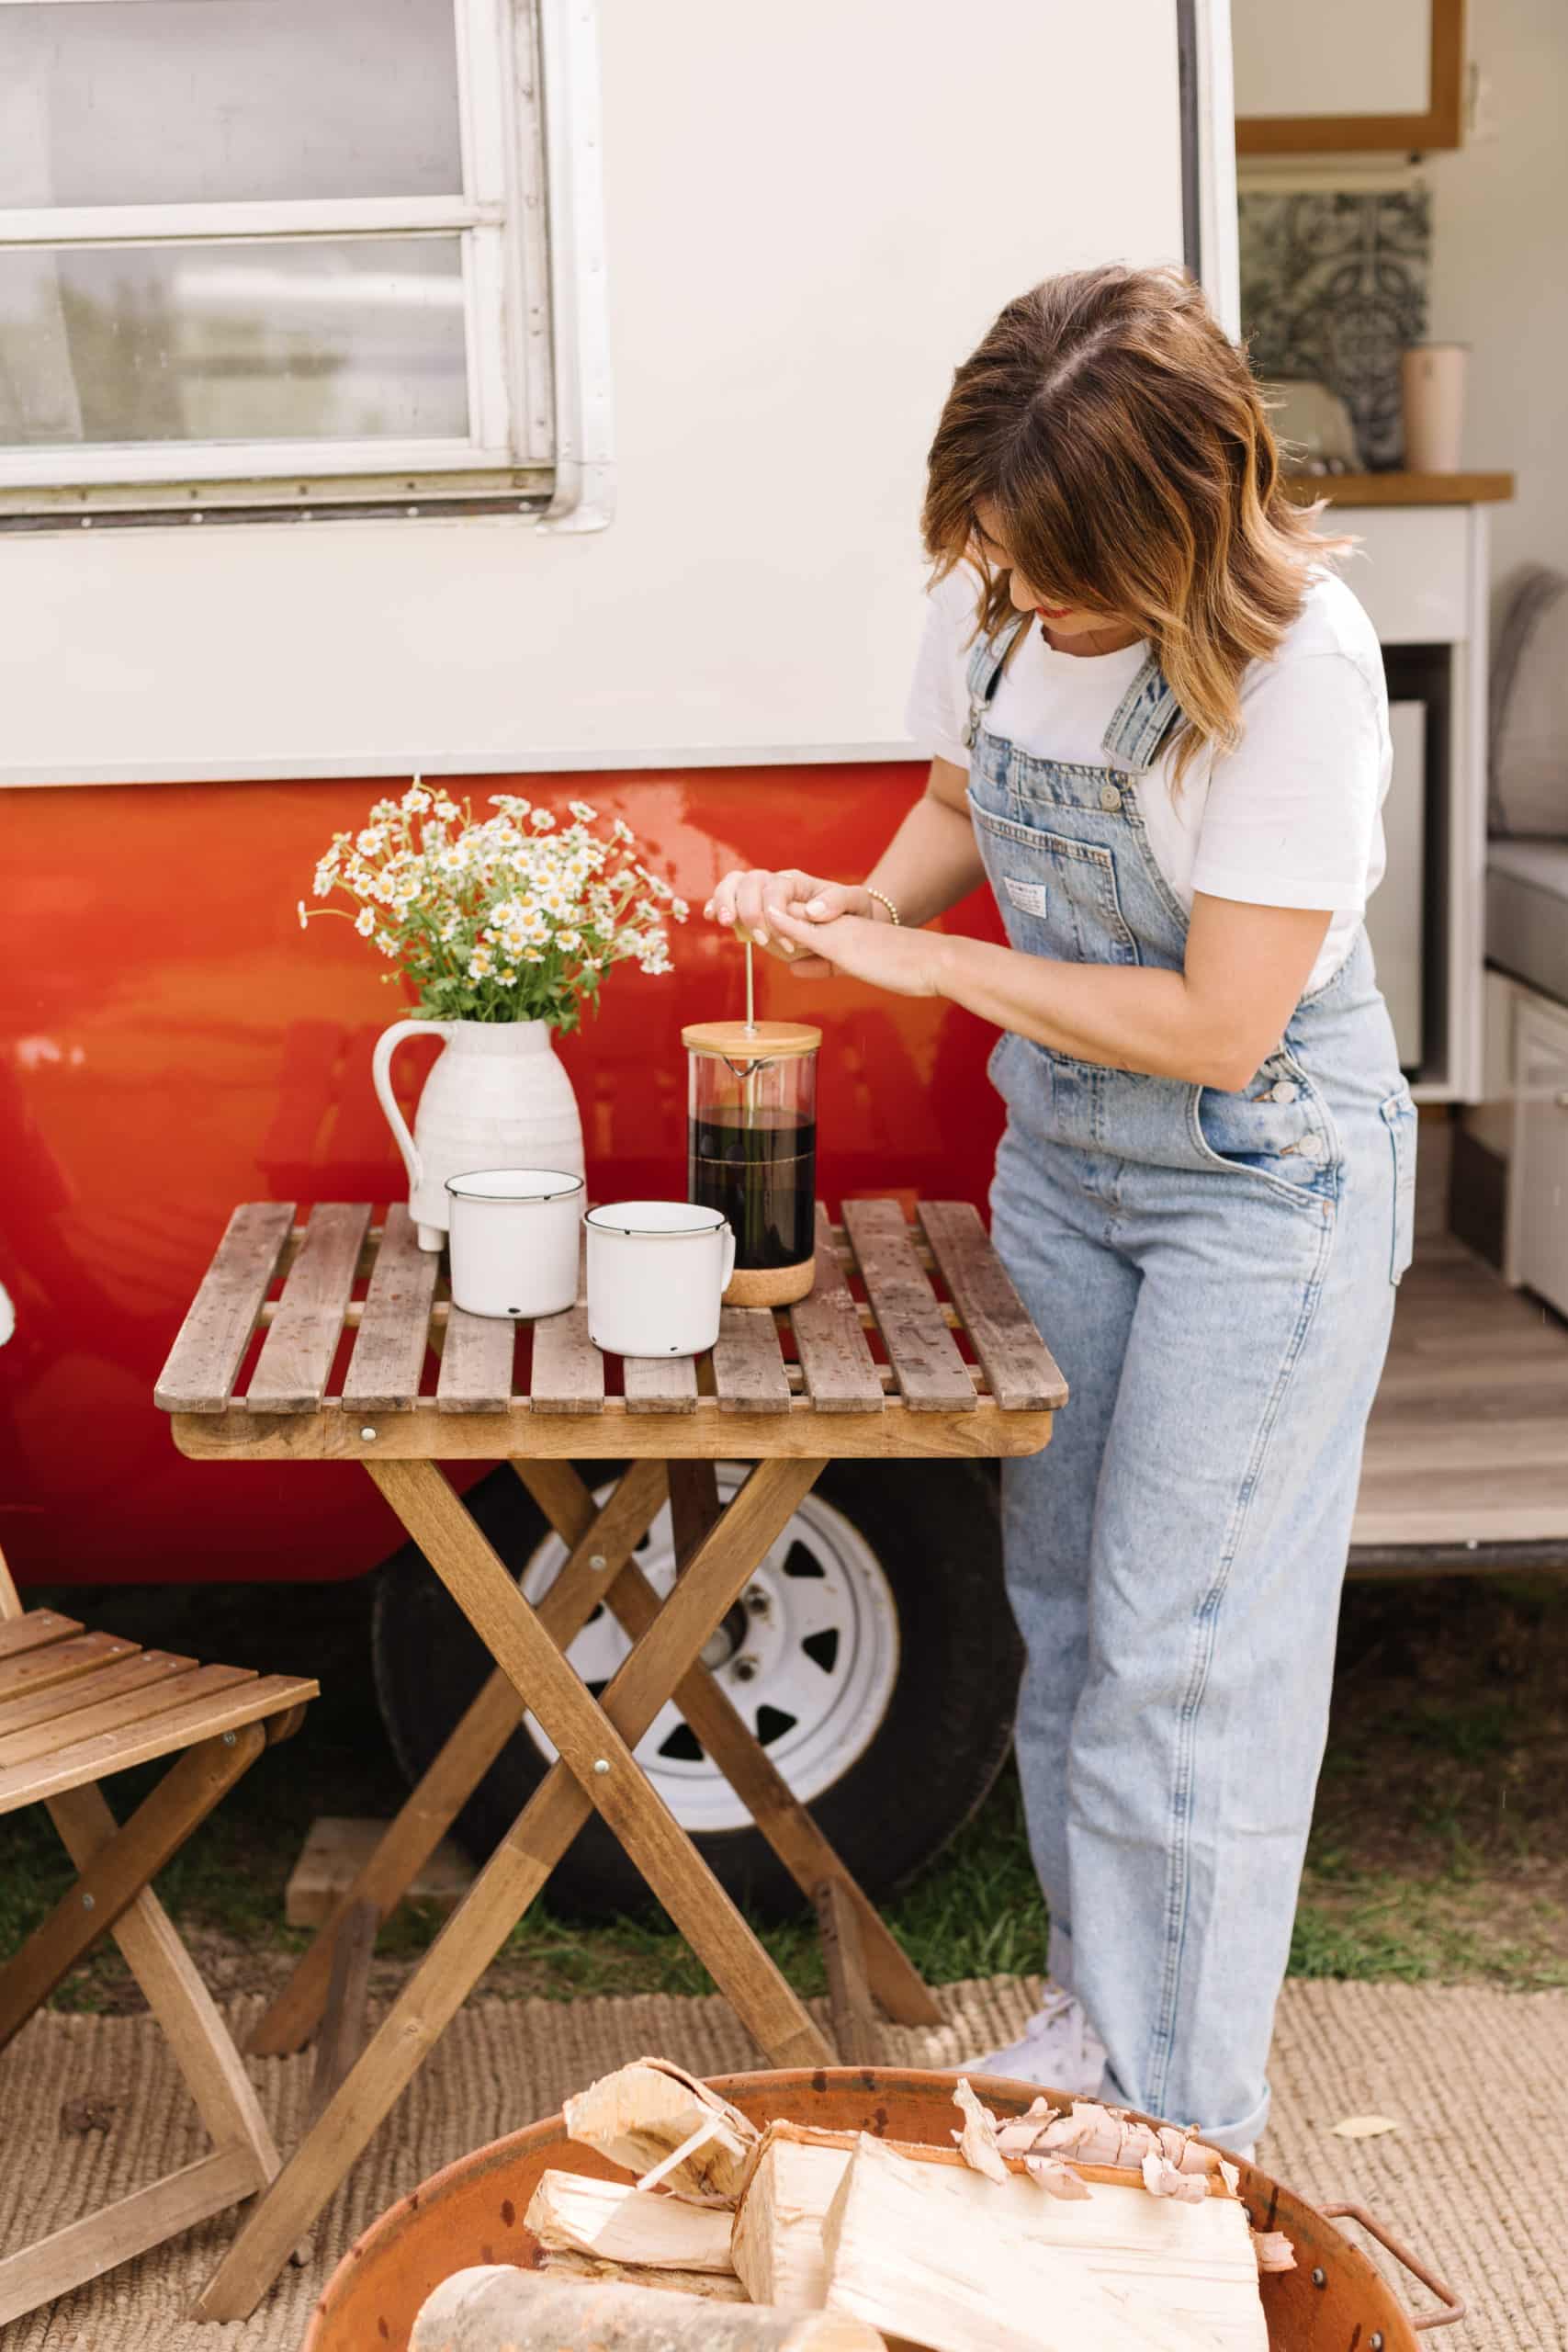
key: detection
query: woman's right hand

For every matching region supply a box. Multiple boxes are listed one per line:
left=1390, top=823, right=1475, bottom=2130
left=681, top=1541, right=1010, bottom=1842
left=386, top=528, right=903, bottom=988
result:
left=703, top=866, right=872, bottom=962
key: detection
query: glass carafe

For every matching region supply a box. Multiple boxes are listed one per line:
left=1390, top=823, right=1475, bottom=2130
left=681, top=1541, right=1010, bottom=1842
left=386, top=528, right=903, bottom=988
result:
left=683, top=1020, right=820, bottom=1306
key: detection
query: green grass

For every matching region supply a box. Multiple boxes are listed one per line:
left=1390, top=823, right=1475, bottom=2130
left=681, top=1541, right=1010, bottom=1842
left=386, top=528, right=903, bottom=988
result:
left=6, top=1568, right=1567, bottom=2010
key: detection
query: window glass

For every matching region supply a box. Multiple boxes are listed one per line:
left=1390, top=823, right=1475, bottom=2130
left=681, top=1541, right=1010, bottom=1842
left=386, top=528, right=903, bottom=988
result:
left=0, top=0, right=464, bottom=208
left=0, top=240, right=470, bottom=447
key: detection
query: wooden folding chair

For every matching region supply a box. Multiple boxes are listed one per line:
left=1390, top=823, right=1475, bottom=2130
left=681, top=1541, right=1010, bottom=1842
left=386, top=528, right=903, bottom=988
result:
left=0, top=1544, right=315, bottom=2328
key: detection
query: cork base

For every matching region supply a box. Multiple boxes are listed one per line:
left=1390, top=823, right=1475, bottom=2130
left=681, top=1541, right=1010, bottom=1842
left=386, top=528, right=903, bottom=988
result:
left=723, top=1258, right=817, bottom=1308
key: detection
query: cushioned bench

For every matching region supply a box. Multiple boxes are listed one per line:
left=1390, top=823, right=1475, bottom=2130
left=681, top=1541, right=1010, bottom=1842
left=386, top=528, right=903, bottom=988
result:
left=1486, top=839, right=1568, bottom=1008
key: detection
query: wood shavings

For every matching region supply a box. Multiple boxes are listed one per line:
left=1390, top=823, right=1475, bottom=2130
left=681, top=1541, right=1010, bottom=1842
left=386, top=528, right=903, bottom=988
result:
left=1251, top=2230, right=1297, bottom=2273
left=1330, top=2114, right=1403, bottom=2141
left=995, top=2110, right=1059, bottom=2155
left=949, top=2078, right=1010, bottom=2184
left=1022, top=2154, right=1092, bottom=2200
left=1140, top=2152, right=1209, bottom=2205
left=1036, top=2100, right=1155, bottom=2170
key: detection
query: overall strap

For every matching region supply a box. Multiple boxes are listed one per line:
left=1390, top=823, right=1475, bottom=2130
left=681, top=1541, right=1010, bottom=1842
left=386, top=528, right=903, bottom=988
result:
left=1102, top=651, right=1183, bottom=772
left=963, top=614, right=1029, bottom=749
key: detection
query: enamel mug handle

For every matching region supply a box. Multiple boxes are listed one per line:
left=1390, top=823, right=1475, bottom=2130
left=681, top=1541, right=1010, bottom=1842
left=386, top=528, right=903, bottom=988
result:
left=371, top=1018, right=448, bottom=1193
left=719, top=1222, right=737, bottom=1291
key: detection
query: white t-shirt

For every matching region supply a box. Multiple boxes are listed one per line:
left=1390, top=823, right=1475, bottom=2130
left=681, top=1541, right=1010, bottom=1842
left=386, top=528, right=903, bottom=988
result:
left=905, top=564, right=1392, bottom=994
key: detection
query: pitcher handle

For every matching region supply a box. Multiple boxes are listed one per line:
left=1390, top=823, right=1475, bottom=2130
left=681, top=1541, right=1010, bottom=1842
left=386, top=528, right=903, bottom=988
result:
left=720, top=1221, right=737, bottom=1291
left=371, top=1018, right=448, bottom=1194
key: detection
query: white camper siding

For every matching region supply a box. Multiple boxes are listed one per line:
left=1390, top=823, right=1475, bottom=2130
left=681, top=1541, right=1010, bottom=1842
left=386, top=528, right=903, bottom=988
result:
left=0, top=0, right=1187, bottom=785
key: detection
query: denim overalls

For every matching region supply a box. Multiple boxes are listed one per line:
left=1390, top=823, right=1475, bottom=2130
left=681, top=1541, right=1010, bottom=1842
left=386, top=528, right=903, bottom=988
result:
left=966, top=616, right=1416, bottom=2145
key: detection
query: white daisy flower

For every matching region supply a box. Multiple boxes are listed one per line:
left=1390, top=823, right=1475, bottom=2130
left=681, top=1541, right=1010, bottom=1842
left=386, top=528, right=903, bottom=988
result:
left=355, top=906, right=377, bottom=937
left=297, top=899, right=310, bottom=930
left=529, top=808, right=555, bottom=832
left=568, top=799, right=598, bottom=823
left=402, top=784, right=432, bottom=814
left=468, top=946, right=494, bottom=979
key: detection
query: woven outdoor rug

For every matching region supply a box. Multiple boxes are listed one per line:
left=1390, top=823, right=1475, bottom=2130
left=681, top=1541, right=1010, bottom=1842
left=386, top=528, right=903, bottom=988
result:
left=2, top=1973, right=1562, bottom=2350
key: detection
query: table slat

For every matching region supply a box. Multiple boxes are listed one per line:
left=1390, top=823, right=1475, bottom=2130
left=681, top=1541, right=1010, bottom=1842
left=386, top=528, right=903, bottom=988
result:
left=154, top=1201, right=297, bottom=1412
left=919, top=1199, right=1069, bottom=1411
left=840, top=1197, right=976, bottom=1413
left=712, top=1307, right=793, bottom=1414
left=789, top=1205, right=885, bottom=1413
left=437, top=1308, right=517, bottom=1414
left=530, top=1300, right=606, bottom=1414
left=623, top=1354, right=699, bottom=1414
left=247, top=1204, right=371, bottom=1413
left=0, top=1611, right=81, bottom=1663
left=341, top=1205, right=440, bottom=1412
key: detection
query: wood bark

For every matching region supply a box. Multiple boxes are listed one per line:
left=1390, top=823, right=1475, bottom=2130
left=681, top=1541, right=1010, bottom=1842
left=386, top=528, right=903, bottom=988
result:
left=562, top=2057, right=759, bottom=2199
left=410, top=2265, right=887, bottom=2352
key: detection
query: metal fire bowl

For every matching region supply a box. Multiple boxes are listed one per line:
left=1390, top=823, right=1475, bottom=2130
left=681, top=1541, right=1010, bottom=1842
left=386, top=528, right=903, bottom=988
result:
left=303, top=2066, right=1463, bottom=2352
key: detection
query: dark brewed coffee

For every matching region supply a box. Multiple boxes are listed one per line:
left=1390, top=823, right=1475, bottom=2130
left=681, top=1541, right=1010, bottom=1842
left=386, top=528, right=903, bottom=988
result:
left=688, top=1112, right=817, bottom=1270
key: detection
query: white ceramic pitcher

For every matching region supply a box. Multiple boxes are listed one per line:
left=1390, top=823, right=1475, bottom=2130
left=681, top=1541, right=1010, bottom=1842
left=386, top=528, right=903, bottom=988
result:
left=371, top=1019, right=585, bottom=1251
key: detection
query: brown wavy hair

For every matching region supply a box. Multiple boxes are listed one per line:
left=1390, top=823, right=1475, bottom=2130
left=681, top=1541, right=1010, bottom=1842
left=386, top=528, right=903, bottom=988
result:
left=921, top=265, right=1346, bottom=781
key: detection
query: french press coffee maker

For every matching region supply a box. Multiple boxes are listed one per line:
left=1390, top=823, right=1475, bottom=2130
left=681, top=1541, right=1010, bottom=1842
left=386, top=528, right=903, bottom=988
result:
left=683, top=1017, right=821, bottom=1306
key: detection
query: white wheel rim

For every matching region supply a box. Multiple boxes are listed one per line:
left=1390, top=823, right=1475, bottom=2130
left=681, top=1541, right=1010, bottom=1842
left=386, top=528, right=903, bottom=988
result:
left=517, top=1468, right=900, bottom=1832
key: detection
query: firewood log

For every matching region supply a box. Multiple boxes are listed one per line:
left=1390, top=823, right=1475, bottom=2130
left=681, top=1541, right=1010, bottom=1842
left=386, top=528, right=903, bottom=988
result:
left=822, top=2132, right=1267, bottom=2352
left=539, top=2249, right=753, bottom=2301
left=410, top=2265, right=888, bottom=2352
left=732, top=2125, right=856, bottom=2310
left=563, top=2058, right=758, bottom=2199
left=525, top=2169, right=737, bottom=2273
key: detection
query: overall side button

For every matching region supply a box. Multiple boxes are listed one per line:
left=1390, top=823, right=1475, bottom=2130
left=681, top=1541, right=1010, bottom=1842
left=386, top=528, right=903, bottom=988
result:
left=1099, top=783, right=1123, bottom=813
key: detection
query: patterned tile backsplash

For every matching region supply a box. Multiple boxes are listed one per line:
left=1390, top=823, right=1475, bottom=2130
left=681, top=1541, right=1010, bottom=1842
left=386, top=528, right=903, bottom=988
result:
left=1238, top=188, right=1430, bottom=469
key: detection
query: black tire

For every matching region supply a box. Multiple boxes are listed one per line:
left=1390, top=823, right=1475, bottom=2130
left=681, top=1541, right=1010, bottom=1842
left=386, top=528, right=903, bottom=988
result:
left=370, top=1459, right=1020, bottom=1922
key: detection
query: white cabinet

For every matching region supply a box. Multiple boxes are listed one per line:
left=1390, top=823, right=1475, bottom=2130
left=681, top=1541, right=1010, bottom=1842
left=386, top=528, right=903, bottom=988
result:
left=1336, top=509, right=1472, bottom=645
left=1508, top=997, right=1568, bottom=1319
left=1333, top=501, right=1489, bottom=1103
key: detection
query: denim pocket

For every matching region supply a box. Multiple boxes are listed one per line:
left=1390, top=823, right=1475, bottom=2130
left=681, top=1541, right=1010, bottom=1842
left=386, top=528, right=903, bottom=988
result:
left=968, top=797, right=1140, bottom=967
left=1382, top=1086, right=1417, bottom=1283
left=1189, top=1068, right=1338, bottom=1215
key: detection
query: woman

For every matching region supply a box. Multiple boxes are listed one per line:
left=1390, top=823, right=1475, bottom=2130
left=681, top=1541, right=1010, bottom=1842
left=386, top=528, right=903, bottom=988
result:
left=705, top=266, right=1415, bottom=2154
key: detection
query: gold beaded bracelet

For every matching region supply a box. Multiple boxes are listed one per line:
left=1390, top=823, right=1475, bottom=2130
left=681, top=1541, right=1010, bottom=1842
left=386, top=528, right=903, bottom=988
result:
left=864, top=887, right=901, bottom=926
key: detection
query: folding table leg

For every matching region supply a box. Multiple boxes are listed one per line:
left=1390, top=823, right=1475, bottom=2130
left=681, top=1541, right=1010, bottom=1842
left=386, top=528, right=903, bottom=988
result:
left=369, top=1458, right=837, bottom=2064
left=195, top=1455, right=831, bottom=2323
left=517, top=1459, right=942, bottom=2030
left=249, top=1457, right=667, bottom=2056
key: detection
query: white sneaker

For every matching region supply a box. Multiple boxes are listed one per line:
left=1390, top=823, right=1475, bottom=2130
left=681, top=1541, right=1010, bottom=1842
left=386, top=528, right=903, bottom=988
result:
left=964, top=1986, right=1108, bottom=2096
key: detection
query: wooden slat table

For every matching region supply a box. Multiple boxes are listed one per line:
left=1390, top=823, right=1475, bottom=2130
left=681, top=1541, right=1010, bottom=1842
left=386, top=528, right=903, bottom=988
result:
left=156, top=1194, right=1065, bottom=2319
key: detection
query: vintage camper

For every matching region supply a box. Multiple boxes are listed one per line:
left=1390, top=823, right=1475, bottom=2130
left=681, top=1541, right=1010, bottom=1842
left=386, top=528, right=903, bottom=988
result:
left=3, top=0, right=1560, bottom=1912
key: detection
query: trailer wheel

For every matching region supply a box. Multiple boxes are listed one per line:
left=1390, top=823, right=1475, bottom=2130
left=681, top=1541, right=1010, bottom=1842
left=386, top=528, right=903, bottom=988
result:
left=370, top=1459, right=1020, bottom=1922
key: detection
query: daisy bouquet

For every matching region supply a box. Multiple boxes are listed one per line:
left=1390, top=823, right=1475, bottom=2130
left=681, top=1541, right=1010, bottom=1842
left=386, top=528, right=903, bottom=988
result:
left=300, top=782, right=687, bottom=1032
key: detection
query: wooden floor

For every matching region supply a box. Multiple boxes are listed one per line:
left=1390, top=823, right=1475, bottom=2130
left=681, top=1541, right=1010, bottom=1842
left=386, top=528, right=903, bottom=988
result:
left=1353, top=1235, right=1568, bottom=1550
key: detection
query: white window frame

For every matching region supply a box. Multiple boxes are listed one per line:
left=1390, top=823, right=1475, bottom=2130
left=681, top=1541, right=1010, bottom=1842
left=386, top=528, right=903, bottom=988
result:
left=0, top=0, right=611, bottom=526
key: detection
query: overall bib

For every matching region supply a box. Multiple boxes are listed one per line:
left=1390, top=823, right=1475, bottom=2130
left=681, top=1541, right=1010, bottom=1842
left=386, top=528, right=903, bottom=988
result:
left=966, top=616, right=1417, bottom=2145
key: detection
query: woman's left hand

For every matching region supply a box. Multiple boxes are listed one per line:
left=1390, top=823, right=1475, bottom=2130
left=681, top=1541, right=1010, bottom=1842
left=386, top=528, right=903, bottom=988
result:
left=765, top=903, right=946, bottom=998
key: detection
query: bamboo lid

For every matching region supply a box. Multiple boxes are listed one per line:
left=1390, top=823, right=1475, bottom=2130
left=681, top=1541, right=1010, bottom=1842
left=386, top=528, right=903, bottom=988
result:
left=682, top=1020, right=821, bottom=1062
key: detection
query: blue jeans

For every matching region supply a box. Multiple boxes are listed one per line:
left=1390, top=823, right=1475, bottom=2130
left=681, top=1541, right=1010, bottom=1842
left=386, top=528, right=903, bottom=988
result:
left=963, top=617, right=1416, bottom=2143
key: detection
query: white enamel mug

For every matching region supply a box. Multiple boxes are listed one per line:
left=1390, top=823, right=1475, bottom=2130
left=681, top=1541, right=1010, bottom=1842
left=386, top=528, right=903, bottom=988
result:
left=585, top=1201, right=737, bottom=1357
left=444, top=1168, right=584, bottom=1320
